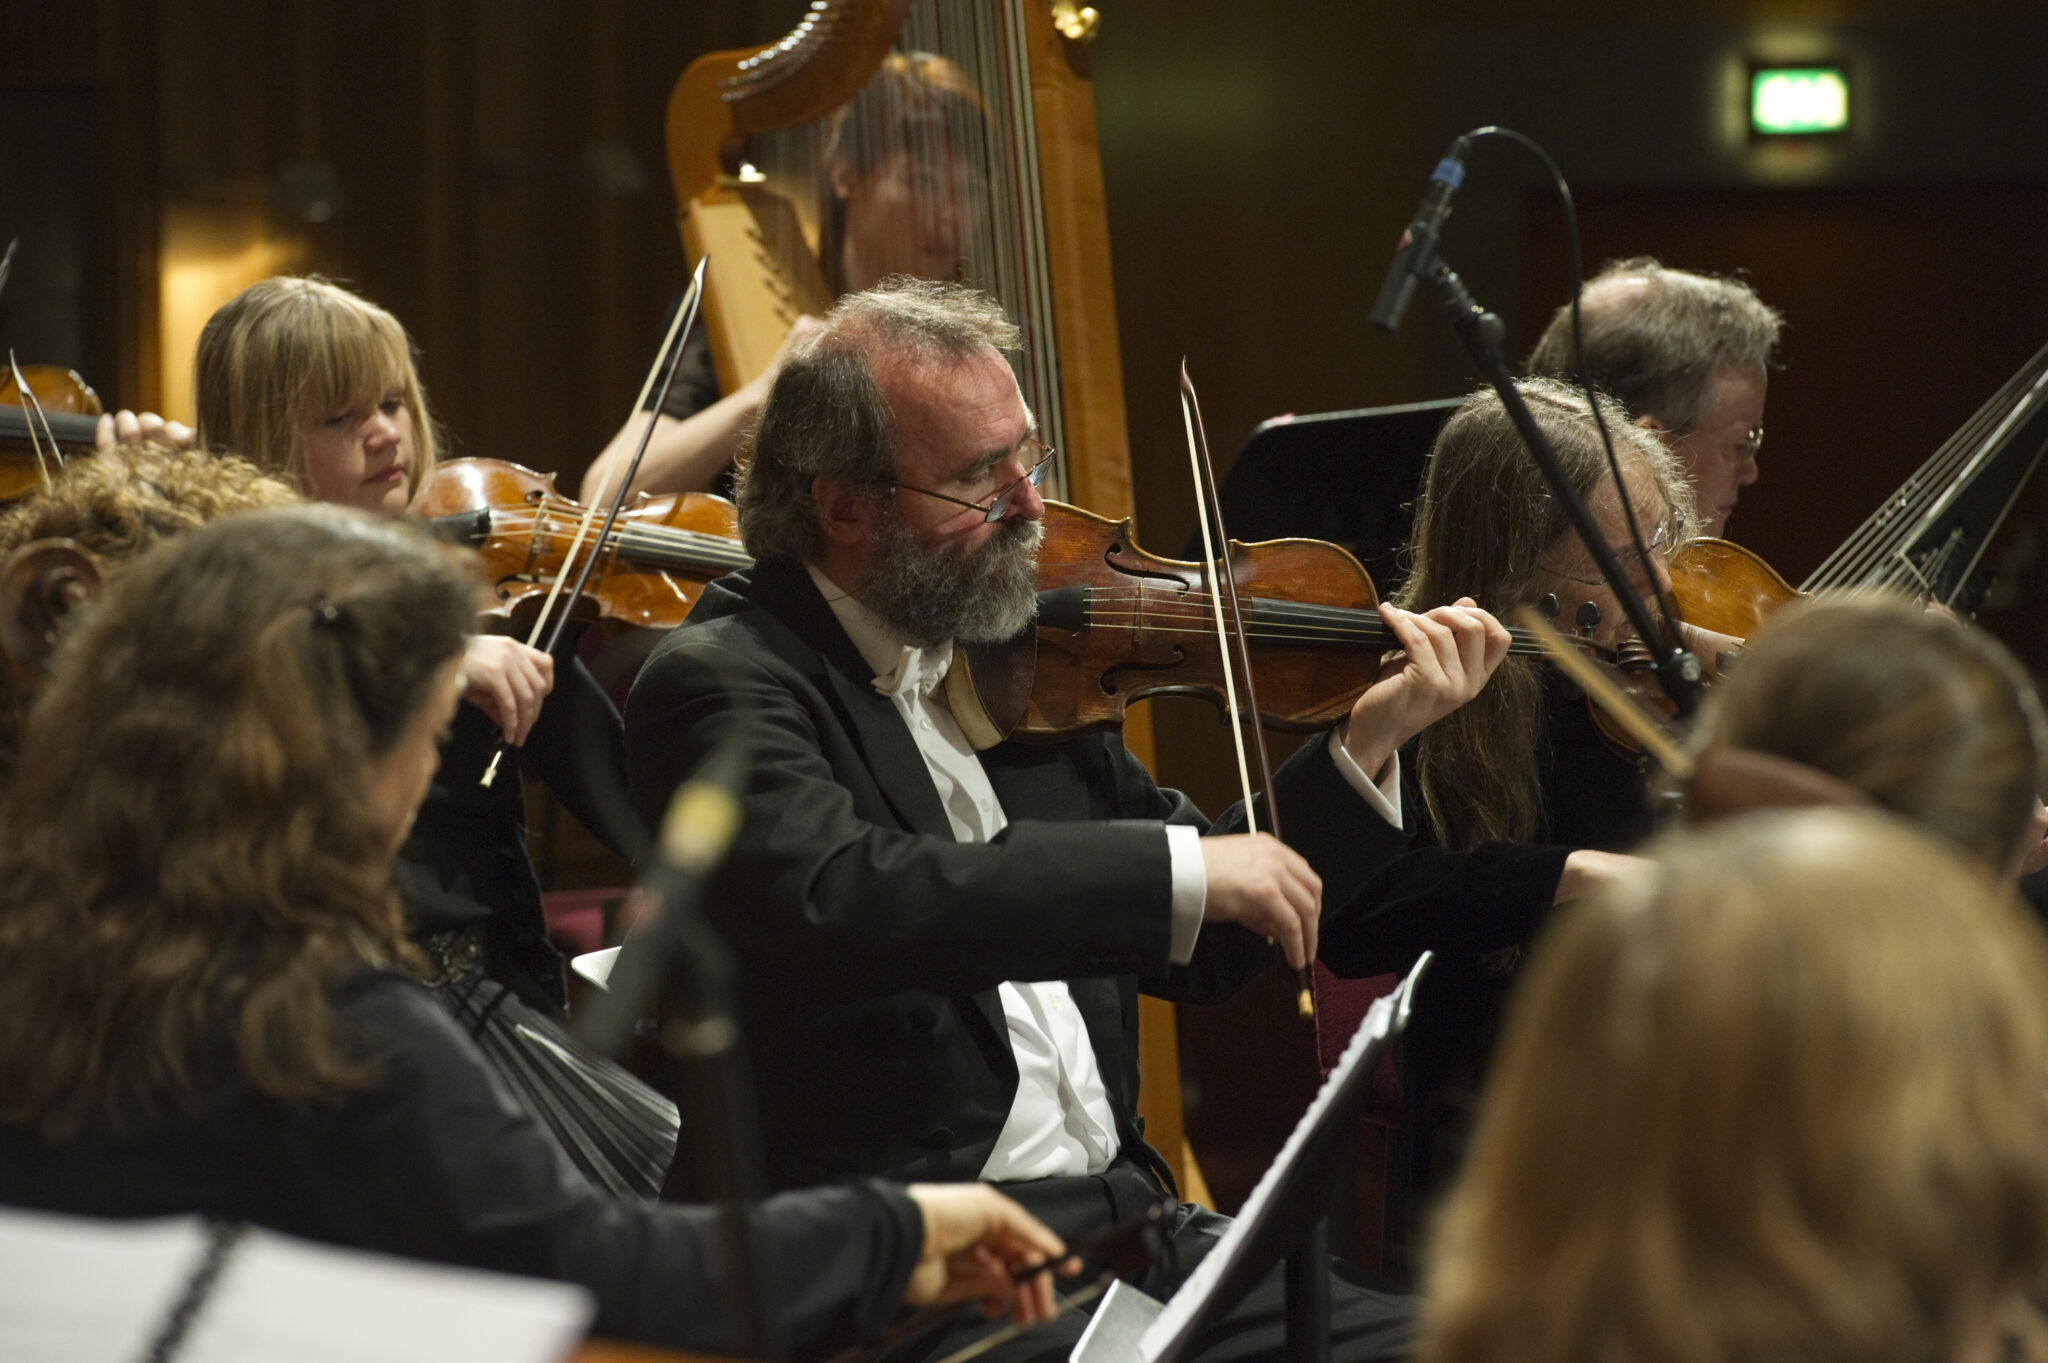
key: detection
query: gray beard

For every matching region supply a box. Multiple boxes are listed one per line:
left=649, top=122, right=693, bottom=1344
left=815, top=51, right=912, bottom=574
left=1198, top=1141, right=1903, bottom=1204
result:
left=860, top=509, right=1042, bottom=647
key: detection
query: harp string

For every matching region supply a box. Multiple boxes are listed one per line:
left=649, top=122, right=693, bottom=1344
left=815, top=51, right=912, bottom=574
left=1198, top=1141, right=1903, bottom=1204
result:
left=741, top=0, right=1066, bottom=498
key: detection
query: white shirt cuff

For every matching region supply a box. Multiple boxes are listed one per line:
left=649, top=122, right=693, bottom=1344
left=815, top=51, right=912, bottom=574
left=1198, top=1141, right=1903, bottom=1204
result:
left=1327, top=727, right=1403, bottom=828
left=1164, top=824, right=1206, bottom=965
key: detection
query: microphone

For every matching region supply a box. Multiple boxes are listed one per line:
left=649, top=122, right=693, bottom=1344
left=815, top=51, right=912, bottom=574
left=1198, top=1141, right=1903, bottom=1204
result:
left=1368, top=136, right=1472, bottom=334
left=575, top=733, right=748, bottom=1059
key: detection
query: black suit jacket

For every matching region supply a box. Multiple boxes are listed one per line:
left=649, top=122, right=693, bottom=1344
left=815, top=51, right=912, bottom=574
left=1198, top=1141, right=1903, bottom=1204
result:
left=625, top=559, right=1406, bottom=1193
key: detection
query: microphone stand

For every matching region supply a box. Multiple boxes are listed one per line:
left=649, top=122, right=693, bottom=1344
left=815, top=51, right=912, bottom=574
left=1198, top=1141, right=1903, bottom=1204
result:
left=578, top=745, right=781, bottom=1362
left=1407, top=252, right=1705, bottom=717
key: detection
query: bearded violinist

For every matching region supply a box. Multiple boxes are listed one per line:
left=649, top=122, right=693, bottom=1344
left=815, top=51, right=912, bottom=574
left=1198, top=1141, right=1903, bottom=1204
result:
left=623, top=278, right=1510, bottom=1363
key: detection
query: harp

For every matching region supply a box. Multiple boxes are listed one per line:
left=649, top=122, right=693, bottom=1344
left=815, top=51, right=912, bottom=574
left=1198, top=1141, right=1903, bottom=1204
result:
left=666, top=1, right=1203, bottom=1204
left=663, top=0, right=1136, bottom=520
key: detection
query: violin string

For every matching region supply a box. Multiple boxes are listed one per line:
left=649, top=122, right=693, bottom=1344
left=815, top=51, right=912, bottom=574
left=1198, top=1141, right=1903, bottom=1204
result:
left=1067, top=603, right=1554, bottom=656
left=481, top=509, right=754, bottom=564
left=1070, top=584, right=1566, bottom=652
left=473, top=512, right=754, bottom=577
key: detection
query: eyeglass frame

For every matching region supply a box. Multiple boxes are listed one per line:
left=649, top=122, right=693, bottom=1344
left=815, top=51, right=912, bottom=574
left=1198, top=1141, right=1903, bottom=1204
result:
left=1542, top=509, right=1688, bottom=587
left=890, top=440, right=1055, bottom=523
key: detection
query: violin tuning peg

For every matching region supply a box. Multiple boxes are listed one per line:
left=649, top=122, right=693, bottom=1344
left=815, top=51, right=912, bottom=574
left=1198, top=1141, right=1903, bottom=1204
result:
left=1538, top=593, right=1560, bottom=620
left=1574, top=600, right=1602, bottom=635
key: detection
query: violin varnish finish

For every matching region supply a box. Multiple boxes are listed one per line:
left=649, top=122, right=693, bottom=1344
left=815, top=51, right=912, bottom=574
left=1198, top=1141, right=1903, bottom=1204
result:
left=410, top=458, right=746, bottom=633
left=1668, top=536, right=1802, bottom=641
left=1016, top=501, right=1387, bottom=739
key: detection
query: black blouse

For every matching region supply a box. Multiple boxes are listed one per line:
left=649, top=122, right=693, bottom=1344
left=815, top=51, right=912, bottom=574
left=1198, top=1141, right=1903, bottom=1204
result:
left=0, top=971, right=923, bottom=1356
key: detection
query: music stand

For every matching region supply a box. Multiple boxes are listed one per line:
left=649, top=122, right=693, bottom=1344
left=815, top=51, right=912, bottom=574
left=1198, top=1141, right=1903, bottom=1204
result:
left=1192, top=398, right=1460, bottom=596
left=1070, top=953, right=1433, bottom=1363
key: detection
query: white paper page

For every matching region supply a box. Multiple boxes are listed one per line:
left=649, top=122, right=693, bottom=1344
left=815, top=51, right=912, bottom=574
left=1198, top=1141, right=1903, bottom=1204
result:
left=0, top=1208, right=595, bottom=1363
left=0, top=1209, right=206, bottom=1362
left=184, top=1226, right=593, bottom=1363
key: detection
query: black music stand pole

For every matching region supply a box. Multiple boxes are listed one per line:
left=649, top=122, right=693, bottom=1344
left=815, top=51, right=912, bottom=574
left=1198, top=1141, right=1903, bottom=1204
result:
left=1283, top=1219, right=1333, bottom=1363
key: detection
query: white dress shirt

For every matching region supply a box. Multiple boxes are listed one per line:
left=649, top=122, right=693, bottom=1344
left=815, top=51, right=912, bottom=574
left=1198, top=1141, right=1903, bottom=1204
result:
left=804, top=563, right=1401, bottom=1180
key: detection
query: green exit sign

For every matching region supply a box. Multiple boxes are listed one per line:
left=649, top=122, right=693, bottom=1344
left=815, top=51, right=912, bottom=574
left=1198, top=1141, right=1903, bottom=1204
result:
left=1751, top=66, right=1850, bottom=136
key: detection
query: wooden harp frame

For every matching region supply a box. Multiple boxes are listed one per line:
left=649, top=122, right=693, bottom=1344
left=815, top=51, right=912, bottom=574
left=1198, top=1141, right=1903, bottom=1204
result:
left=662, top=0, right=1139, bottom=522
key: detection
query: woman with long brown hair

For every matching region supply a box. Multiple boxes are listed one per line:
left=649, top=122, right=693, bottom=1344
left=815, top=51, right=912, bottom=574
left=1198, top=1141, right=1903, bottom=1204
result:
left=0, top=505, right=1071, bottom=1352
left=1421, top=808, right=2048, bottom=1363
left=1319, top=377, right=1697, bottom=1266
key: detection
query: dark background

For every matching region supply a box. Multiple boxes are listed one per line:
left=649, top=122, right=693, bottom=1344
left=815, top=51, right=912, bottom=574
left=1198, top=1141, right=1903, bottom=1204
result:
left=8, top=0, right=2046, bottom=1216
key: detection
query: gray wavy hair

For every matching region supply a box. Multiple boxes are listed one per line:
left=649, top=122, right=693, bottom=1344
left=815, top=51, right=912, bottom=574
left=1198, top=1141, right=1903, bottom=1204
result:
left=734, top=277, right=1021, bottom=563
left=1526, top=257, right=1782, bottom=433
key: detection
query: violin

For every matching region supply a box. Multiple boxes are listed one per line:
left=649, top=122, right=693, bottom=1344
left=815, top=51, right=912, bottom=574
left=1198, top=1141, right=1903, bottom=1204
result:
left=953, top=500, right=1561, bottom=744
left=1533, top=556, right=1751, bottom=762
left=1667, top=535, right=1802, bottom=639
left=409, top=457, right=751, bottom=632
left=0, top=365, right=101, bottom=501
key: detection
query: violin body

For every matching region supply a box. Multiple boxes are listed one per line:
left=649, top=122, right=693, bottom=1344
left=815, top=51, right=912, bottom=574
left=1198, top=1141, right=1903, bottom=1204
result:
left=1023, top=501, right=1386, bottom=737
left=410, top=457, right=747, bottom=632
left=1668, top=536, right=1804, bottom=639
left=0, top=366, right=102, bottom=502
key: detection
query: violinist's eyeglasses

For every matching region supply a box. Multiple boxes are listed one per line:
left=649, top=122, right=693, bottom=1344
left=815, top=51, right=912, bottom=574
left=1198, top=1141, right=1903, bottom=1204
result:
left=1545, top=510, right=1687, bottom=587
left=892, top=440, right=1054, bottom=523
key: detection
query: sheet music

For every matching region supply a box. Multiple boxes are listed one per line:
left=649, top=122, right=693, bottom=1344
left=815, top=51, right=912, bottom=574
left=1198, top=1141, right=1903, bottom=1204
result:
left=1135, top=973, right=1408, bottom=1363
left=0, top=1207, right=594, bottom=1363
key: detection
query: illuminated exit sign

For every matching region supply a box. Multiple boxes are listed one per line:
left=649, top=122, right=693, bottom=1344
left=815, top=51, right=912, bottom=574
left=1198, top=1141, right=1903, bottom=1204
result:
left=1751, top=65, right=1850, bottom=136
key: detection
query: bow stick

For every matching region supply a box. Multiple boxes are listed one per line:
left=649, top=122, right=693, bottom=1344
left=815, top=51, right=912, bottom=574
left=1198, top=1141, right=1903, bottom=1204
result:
left=1511, top=604, right=1691, bottom=775
left=1179, top=362, right=1313, bottom=1020
left=476, top=257, right=707, bottom=787
left=7, top=351, right=60, bottom=490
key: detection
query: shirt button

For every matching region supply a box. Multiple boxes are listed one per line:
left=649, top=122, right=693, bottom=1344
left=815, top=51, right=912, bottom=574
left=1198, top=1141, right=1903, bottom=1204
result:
left=920, top=717, right=933, bottom=731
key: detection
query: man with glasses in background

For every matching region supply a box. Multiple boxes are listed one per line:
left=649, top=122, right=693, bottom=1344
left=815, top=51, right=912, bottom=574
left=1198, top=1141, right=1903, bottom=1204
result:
left=624, top=277, right=1511, bottom=1362
left=1526, top=256, right=1781, bottom=540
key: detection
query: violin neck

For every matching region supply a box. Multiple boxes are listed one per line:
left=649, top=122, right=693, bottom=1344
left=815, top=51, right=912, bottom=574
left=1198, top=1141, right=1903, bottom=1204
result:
left=1236, top=596, right=1552, bottom=656
left=611, top=520, right=752, bottom=577
left=1039, top=587, right=1553, bottom=657
left=0, top=405, right=98, bottom=452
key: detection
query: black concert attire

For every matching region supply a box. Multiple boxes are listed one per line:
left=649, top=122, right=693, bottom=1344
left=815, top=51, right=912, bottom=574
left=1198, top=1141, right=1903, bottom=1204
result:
left=0, top=971, right=923, bottom=1357
left=1319, top=671, right=1651, bottom=1275
left=623, top=558, right=1415, bottom=1363
left=403, top=631, right=674, bottom=1198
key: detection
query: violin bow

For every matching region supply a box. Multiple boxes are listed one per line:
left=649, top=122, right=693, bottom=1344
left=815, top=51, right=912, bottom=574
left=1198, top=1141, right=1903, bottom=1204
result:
left=7, top=350, right=60, bottom=489
left=475, top=256, right=707, bottom=788
left=1510, top=604, right=1691, bottom=775
left=1179, top=361, right=1313, bottom=1020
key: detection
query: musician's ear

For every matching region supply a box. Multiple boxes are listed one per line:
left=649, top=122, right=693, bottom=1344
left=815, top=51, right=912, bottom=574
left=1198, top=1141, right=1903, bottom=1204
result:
left=813, top=476, right=875, bottom=548
left=0, top=539, right=100, bottom=690
left=1635, top=412, right=1670, bottom=435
